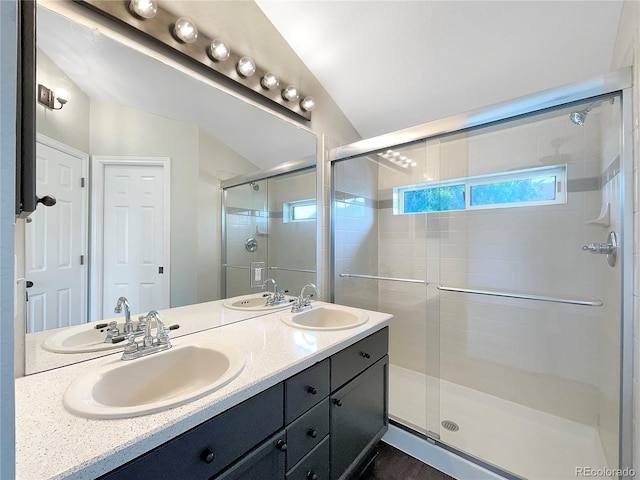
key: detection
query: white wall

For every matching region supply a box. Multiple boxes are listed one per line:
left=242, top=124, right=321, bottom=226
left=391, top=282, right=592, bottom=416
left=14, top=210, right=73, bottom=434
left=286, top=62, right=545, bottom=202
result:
left=35, top=49, right=90, bottom=154
left=0, top=1, right=17, bottom=477
left=90, top=100, right=258, bottom=308
left=197, top=129, right=256, bottom=303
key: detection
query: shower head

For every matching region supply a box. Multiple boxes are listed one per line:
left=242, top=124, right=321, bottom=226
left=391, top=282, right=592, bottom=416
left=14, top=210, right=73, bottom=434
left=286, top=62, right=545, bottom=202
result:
left=569, top=102, right=596, bottom=126
left=569, top=109, right=588, bottom=126
left=249, top=182, right=260, bottom=191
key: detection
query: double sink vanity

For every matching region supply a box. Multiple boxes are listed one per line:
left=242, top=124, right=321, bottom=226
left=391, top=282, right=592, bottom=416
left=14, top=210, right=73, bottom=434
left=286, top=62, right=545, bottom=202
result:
left=15, top=295, right=392, bottom=480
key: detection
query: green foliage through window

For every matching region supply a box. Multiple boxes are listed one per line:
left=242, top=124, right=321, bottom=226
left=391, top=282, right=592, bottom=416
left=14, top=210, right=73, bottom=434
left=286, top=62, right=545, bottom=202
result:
left=394, top=165, right=566, bottom=215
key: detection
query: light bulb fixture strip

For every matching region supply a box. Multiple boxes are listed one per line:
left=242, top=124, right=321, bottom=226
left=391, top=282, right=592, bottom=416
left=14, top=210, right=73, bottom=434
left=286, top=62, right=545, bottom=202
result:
left=79, top=0, right=313, bottom=120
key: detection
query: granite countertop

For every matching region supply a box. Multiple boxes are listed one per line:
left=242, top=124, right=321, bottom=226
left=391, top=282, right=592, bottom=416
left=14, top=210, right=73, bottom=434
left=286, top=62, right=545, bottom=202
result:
left=15, top=301, right=393, bottom=480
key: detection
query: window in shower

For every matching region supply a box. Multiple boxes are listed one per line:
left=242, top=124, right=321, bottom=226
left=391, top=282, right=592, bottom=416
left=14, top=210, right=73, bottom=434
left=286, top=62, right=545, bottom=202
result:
left=394, top=164, right=566, bottom=214
left=283, top=198, right=317, bottom=222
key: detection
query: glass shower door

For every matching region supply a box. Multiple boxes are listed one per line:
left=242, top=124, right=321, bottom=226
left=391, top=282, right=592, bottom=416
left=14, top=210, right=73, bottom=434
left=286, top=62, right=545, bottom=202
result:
left=429, top=95, right=622, bottom=479
left=332, top=141, right=441, bottom=443
left=223, top=180, right=268, bottom=298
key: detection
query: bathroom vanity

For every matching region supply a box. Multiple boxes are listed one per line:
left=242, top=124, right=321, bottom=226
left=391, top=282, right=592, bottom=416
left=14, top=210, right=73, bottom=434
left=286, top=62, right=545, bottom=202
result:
left=14, top=302, right=392, bottom=480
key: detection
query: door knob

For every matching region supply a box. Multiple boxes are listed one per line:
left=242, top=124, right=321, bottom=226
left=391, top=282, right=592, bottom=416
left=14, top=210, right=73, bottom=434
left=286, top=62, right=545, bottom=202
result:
left=36, top=195, right=57, bottom=207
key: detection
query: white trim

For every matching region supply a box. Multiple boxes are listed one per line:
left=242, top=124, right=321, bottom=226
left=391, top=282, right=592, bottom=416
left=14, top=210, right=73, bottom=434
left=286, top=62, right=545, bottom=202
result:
left=383, top=425, right=507, bottom=480
left=35, top=134, right=89, bottom=325
left=90, top=156, right=171, bottom=321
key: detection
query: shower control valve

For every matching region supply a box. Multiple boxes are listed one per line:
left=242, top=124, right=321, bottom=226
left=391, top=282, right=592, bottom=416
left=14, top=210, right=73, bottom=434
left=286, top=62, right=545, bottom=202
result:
left=581, top=231, right=618, bottom=267
left=582, top=243, right=614, bottom=255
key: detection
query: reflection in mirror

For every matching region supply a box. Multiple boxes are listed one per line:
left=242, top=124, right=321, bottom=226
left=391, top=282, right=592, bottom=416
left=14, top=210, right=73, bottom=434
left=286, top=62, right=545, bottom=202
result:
left=25, top=4, right=316, bottom=374
left=223, top=168, right=317, bottom=299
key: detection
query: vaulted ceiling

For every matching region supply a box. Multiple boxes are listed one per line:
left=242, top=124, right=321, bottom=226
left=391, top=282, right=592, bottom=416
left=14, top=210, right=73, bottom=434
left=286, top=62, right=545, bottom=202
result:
left=256, top=1, right=624, bottom=139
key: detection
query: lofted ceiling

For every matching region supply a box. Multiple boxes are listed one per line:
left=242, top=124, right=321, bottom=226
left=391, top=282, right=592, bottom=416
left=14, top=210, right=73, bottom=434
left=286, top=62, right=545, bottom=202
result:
left=256, top=0, right=624, bottom=140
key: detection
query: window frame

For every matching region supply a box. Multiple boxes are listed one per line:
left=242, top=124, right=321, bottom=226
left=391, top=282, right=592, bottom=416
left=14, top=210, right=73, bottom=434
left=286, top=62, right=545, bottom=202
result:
left=283, top=198, right=317, bottom=223
left=394, top=164, right=567, bottom=215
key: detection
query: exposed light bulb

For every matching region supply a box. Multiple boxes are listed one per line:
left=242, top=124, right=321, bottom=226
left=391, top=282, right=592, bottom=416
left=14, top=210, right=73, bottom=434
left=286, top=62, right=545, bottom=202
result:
left=129, top=0, right=157, bottom=18
left=208, top=39, right=230, bottom=62
left=282, top=85, right=299, bottom=102
left=173, top=17, right=198, bottom=43
left=300, top=96, right=315, bottom=112
left=411, top=162, right=417, bottom=167
left=261, top=72, right=280, bottom=90
left=237, top=56, right=256, bottom=77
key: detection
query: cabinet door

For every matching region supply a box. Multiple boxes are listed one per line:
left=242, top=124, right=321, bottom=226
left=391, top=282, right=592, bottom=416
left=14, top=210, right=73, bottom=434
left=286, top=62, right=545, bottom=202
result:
left=330, top=355, right=388, bottom=480
left=215, top=430, right=287, bottom=480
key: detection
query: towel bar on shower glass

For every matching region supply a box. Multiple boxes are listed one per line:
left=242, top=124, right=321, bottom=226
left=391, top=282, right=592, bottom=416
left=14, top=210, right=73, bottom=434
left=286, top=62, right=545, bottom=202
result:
left=339, top=273, right=427, bottom=285
left=437, top=285, right=603, bottom=307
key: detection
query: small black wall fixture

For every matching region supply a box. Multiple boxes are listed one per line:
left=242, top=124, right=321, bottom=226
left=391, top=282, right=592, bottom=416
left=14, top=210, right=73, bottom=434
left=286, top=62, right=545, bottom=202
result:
left=37, top=84, right=68, bottom=110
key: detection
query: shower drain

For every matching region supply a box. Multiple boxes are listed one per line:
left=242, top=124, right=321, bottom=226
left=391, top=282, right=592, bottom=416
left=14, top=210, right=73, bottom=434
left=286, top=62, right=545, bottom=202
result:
left=441, top=420, right=460, bottom=432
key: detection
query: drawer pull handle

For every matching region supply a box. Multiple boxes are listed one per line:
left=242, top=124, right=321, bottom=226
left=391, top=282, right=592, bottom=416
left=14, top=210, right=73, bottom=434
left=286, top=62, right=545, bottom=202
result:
left=334, top=399, right=343, bottom=407
left=307, top=428, right=318, bottom=438
left=200, top=448, right=215, bottom=464
left=360, top=351, right=371, bottom=359
left=277, top=440, right=288, bottom=452
left=307, top=472, right=318, bottom=480
left=307, top=386, right=318, bottom=395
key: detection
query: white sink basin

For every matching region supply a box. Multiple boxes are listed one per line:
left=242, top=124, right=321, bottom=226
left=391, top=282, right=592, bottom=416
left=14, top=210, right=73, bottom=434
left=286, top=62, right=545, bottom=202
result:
left=63, top=341, right=245, bottom=419
left=280, top=305, right=368, bottom=331
left=223, top=293, right=296, bottom=311
left=42, top=322, right=138, bottom=354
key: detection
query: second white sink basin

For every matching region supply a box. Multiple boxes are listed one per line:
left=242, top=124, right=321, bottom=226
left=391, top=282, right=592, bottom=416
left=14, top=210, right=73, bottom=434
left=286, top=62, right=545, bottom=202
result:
left=280, top=305, right=368, bottom=331
left=63, top=341, right=245, bottom=419
left=42, top=322, right=135, bottom=354
left=223, top=293, right=296, bottom=311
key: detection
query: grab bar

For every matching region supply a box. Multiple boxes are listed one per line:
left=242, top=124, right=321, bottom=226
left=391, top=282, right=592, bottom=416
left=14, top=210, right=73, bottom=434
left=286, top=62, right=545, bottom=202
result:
left=269, top=266, right=316, bottom=274
left=223, top=264, right=250, bottom=270
left=437, top=285, right=603, bottom=307
left=339, top=273, right=427, bottom=285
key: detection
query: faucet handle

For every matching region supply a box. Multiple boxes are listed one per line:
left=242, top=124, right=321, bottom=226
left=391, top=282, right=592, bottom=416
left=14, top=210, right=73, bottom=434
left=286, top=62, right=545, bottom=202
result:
left=123, top=334, right=139, bottom=354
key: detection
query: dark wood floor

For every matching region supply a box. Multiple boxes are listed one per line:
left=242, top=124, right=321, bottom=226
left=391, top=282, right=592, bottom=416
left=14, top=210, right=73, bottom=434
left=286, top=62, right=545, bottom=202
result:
left=359, top=442, right=456, bottom=480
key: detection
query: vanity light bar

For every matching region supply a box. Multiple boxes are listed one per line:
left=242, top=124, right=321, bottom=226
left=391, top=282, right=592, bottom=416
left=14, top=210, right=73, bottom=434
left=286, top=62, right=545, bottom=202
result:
left=78, top=0, right=314, bottom=121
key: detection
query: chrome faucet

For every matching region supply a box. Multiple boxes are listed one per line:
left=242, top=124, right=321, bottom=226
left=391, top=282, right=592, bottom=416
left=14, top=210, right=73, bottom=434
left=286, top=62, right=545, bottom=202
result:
left=291, top=283, right=320, bottom=313
left=262, top=277, right=286, bottom=306
left=114, top=296, right=134, bottom=335
left=121, top=310, right=172, bottom=360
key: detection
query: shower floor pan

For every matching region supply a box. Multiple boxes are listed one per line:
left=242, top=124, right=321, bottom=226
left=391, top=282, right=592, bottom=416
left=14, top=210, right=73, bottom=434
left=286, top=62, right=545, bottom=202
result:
left=389, top=364, right=611, bottom=480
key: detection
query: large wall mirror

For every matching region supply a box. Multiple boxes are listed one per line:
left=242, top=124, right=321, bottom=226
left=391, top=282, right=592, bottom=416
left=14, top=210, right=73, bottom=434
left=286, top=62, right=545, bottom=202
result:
left=24, top=3, right=317, bottom=374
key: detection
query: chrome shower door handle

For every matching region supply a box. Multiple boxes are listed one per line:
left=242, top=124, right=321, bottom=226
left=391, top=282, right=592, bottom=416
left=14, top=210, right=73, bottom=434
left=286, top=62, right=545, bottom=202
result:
left=582, top=231, right=617, bottom=267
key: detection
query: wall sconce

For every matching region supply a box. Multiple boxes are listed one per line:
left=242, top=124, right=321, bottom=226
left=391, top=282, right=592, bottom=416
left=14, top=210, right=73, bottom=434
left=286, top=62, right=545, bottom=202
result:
left=37, top=84, right=68, bottom=110
left=79, top=0, right=315, bottom=121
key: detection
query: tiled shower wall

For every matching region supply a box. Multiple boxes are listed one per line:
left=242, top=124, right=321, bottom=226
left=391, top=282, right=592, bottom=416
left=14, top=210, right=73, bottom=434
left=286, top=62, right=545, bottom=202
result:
left=333, top=157, right=379, bottom=311
left=268, top=171, right=317, bottom=295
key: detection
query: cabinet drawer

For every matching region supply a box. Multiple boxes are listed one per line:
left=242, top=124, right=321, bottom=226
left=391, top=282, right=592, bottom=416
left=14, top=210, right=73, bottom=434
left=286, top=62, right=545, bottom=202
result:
left=285, top=358, right=329, bottom=423
left=286, top=436, right=330, bottom=480
left=99, top=384, right=284, bottom=480
left=330, top=327, right=388, bottom=391
left=286, top=398, right=329, bottom=469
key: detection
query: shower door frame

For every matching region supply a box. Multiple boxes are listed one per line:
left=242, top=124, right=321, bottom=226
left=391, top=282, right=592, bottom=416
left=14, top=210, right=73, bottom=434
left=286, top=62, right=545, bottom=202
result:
left=329, top=67, right=634, bottom=475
